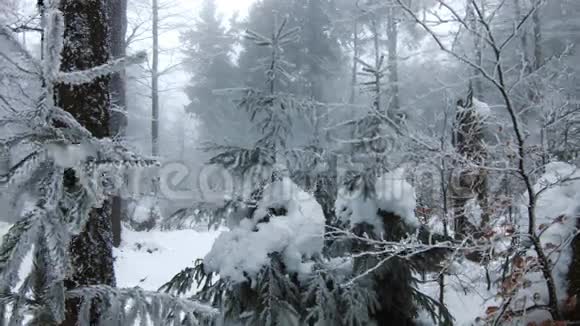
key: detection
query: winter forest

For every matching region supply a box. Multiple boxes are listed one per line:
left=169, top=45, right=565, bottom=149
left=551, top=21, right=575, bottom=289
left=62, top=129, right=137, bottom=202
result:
left=0, top=0, right=579, bottom=325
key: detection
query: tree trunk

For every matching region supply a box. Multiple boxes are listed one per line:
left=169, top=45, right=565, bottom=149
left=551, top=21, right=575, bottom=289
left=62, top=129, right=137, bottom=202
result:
left=514, top=0, right=532, bottom=74
left=371, top=19, right=381, bottom=113
left=56, top=1, right=116, bottom=324
left=0, top=147, right=7, bottom=326
left=109, top=0, right=128, bottom=137
left=567, top=222, right=580, bottom=321
left=152, top=0, right=160, bottom=158
left=349, top=20, right=358, bottom=105
left=467, top=0, right=484, bottom=94
left=108, top=0, right=128, bottom=248
left=532, top=6, right=543, bottom=71
left=386, top=6, right=400, bottom=117
left=452, top=92, right=488, bottom=238
left=565, top=56, right=580, bottom=316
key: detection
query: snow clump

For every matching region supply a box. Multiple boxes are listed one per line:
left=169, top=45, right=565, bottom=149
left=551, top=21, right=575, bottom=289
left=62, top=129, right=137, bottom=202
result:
left=335, top=168, right=419, bottom=233
left=203, top=177, right=325, bottom=282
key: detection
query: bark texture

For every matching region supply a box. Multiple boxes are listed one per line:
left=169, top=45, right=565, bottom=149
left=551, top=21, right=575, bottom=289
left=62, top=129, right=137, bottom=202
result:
left=56, top=0, right=116, bottom=324
left=451, top=90, right=489, bottom=239
left=108, top=0, right=128, bottom=248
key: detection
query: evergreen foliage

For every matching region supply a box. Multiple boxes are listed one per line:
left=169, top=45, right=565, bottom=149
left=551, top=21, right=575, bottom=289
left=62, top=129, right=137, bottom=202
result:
left=160, top=10, right=451, bottom=326
left=203, top=16, right=306, bottom=214
left=0, top=1, right=214, bottom=324
left=181, top=0, right=238, bottom=127
left=238, top=0, right=344, bottom=101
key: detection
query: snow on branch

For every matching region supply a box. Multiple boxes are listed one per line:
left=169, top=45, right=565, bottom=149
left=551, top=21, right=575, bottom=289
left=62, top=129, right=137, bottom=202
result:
left=50, top=106, right=94, bottom=139
left=0, top=25, right=41, bottom=76
left=67, top=285, right=218, bottom=325
left=43, top=8, right=65, bottom=82
left=0, top=209, right=43, bottom=290
left=326, top=226, right=481, bottom=287
left=57, top=51, right=147, bottom=85
left=0, top=150, right=48, bottom=185
left=0, top=2, right=163, bottom=323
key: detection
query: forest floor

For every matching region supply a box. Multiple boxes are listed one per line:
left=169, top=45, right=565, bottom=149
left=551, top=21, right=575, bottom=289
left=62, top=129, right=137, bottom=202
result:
left=113, top=225, right=494, bottom=325
left=114, top=227, right=224, bottom=293
left=0, top=221, right=495, bottom=325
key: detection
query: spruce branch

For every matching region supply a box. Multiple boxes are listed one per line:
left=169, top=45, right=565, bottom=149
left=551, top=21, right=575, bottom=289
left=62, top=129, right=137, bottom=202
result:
left=57, top=51, right=147, bottom=85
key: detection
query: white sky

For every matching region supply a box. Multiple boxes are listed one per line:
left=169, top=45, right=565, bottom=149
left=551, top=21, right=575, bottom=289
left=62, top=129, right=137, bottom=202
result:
left=214, top=0, right=254, bottom=17
left=175, top=0, right=254, bottom=19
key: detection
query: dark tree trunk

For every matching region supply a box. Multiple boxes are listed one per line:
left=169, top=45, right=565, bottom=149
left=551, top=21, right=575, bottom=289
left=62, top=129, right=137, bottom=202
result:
left=567, top=228, right=580, bottom=321
left=108, top=0, right=128, bottom=248
left=56, top=1, right=116, bottom=324
left=452, top=91, right=489, bottom=239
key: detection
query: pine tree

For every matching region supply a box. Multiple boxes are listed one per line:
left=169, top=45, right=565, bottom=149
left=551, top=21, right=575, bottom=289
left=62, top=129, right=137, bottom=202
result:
left=325, top=6, right=453, bottom=321
left=0, top=1, right=216, bottom=324
left=204, top=15, right=338, bottom=224
left=162, top=14, right=451, bottom=325
left=181, top=0, right=238, bottom=139
left=333, top=172, right=454, bottom=325
left=162, top=17, right=325, bottom=325
left=205, top=15, right=301, bottom=210
left=55, top=0, right=118, bottom=322
left=238, top=0, right=344, bottom=102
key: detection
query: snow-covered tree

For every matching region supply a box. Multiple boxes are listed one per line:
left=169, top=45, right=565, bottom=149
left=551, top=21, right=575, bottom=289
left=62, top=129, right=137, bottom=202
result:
left=181, top=0, right=238, bottom=127
left=392, top=0, right=580, bottom=322
left=202, top=16, right=303, bottom=221
left=451, top=86, right=490, bottom=238
left=0, top=1, right=215, bottom=324
left=333, top=168, right=453, bottom=325
left=55, top=0, right=125, bottom=322
left=108, top=0, right=129, bottom=248
left=238, top=0, right=345, bottom=102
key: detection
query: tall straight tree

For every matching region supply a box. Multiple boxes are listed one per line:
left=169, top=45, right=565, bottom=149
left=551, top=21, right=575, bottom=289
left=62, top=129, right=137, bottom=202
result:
left=182, top=0, right=238, bottom=129
left=55, top=0, right=116, bottom=324
left=238, top=0, right=344, bottom=102
left=386, top=2, right=400, bottom=116
left=532, top=4, right=543, bottom=71
left=151, top=0, right=160, bottom=158
left=466, top=0, right=484, bottom=94
left=108, top=0, right=128, bottom=248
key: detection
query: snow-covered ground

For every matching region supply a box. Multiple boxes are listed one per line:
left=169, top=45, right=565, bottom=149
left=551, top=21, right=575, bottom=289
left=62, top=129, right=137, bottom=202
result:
left=1, top=220, right=492, bottom=324
left=0, top=161, right=576, bottom=325
left=419, top=261, right=499, bottom=325
left=0, top=222, right=222, bottom=293
left=113, top=225, right=496, bottom=325
left=114, top=227, right=224, bottom=291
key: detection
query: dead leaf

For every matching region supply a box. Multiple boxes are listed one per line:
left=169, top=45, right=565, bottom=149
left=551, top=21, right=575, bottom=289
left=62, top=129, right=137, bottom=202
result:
left=513, top=256, right=526, bottom=269
left=565, top=294, right=578, bottom=312
left=486, top=306, right=500, bottom=316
